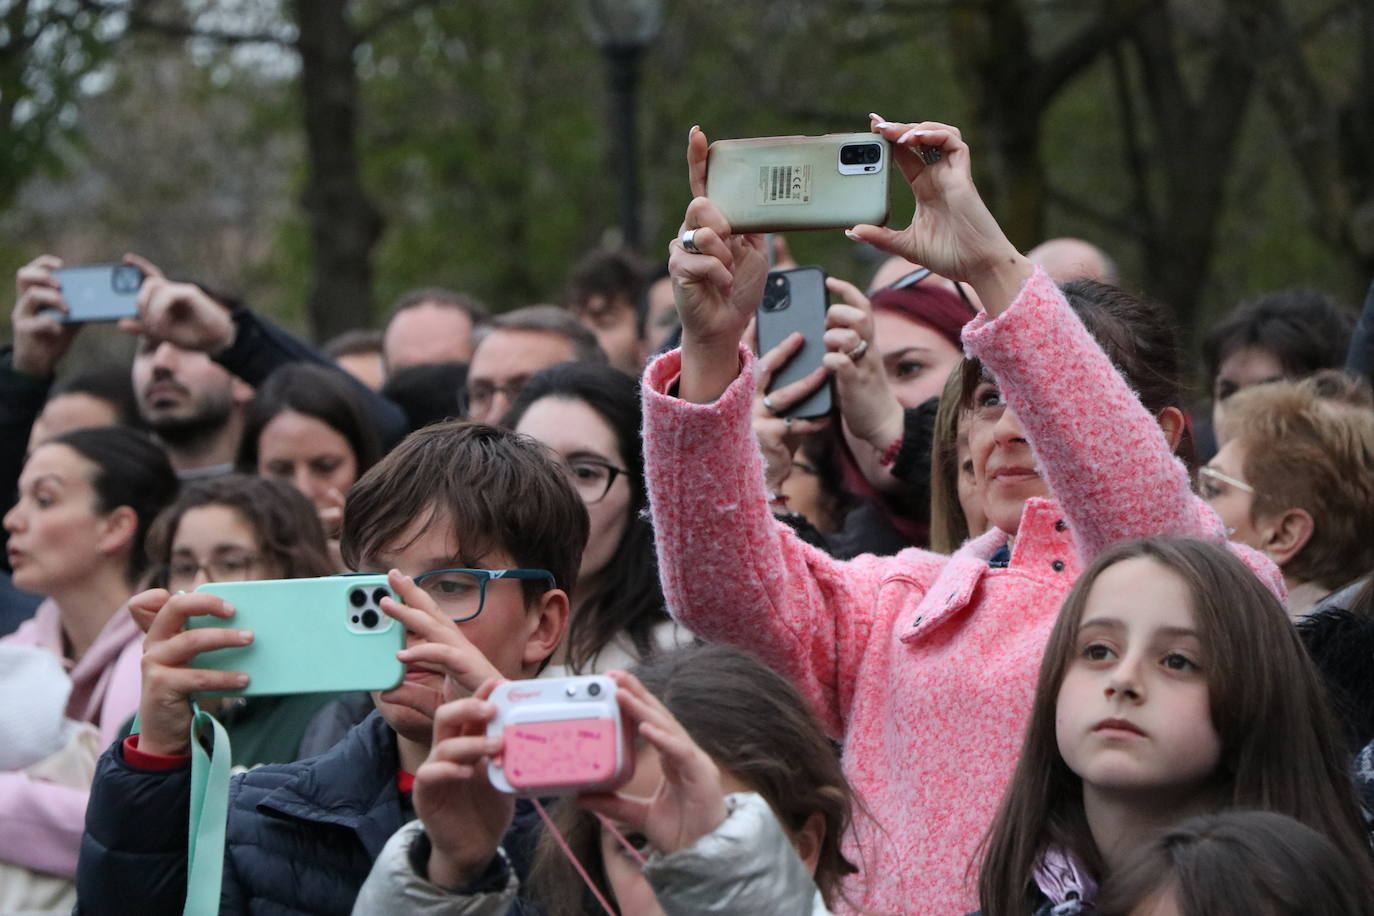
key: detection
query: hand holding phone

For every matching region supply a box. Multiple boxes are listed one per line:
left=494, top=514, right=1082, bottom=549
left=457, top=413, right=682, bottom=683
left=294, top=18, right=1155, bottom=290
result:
left=134, top=587, right=253, bottom=756
left=672, top=127, right=771, bottom=406
left=117, top=253, right=237, bottom=354
left=414, top=679, right=516, bottom=887
left=485, top=675, right=635, bottom=796
left=12, top=255, right=81, bottom=377
left=578, top=671, right=731, bottom=857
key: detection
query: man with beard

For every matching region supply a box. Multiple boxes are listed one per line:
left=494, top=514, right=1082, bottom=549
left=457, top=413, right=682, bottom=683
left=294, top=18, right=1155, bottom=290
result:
left=119, top=255, right=407, bottom=475
left=130, top=335, right=252, bottom=478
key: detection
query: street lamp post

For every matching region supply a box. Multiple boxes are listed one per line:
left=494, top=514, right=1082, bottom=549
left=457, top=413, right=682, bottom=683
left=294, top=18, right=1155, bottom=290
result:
left=581, top=0, right=663, bottom=252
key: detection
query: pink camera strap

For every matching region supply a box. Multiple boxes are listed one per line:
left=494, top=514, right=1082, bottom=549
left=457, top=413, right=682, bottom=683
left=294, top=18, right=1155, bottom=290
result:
left=530, top=797, right=649, bottom=916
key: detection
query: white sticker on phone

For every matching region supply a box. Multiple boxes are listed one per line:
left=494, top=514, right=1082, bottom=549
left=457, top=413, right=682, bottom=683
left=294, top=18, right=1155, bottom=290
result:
left=757, top=164, right=811, bottom=205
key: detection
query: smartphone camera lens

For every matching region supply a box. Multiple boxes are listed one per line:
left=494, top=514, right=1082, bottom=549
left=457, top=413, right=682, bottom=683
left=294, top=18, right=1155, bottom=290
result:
left=372, top=588, right=389, bottom=606
left=360, top=609, right=380, bottom=629
left=864, top=144, right=881, bottom=164
left=111, top=265, right=142, bottom=294
left=349, top=588, right=367, bottom=608
left=587, top=682, right=602, bottom=697
left=840, top=145, right=859, bottom=165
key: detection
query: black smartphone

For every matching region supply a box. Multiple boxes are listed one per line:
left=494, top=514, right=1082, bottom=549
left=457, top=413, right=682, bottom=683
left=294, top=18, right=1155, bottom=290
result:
left=755, top=265, right=833, bottom=419
left=51, top=264, right=144, bottom=323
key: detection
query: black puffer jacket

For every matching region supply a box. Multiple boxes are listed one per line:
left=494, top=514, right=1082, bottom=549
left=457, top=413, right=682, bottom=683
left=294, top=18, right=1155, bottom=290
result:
left=76, top=712, right=539, bottom=915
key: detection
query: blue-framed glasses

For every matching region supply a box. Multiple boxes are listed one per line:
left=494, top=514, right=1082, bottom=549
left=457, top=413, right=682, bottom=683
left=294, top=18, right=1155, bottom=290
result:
left=411, top=568, right=556, bottom=622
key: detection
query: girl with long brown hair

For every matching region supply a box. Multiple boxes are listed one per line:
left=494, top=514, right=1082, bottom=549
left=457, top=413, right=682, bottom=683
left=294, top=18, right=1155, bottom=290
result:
left=976, top=538, right=1374, bottom=915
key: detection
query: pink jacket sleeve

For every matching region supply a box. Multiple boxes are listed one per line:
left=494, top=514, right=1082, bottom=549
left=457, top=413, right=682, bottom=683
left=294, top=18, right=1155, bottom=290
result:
left=0, top=772, right=87, bottom=877
left=641, top=350, right=946, bottom=736
left=963, top=268, right=1283, bottom=593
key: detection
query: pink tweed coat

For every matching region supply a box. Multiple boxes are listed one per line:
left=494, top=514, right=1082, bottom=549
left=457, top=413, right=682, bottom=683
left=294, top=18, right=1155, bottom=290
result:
left=641, top=268, right=1283, bottom=915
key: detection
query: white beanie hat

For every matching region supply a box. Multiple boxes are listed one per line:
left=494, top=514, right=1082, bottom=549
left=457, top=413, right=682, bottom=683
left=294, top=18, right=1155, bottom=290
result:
left=0, top=645, right=74, bottom=771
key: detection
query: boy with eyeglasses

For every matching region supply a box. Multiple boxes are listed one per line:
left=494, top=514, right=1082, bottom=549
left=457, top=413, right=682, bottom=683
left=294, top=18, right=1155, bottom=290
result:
left=75, top=421, right=589, bottom=914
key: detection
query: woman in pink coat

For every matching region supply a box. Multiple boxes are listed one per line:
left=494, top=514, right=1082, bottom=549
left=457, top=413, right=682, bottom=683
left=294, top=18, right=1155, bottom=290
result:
left=640, top=119, right=1283, bottom=915
left=1, top=426, right=177, bottom=880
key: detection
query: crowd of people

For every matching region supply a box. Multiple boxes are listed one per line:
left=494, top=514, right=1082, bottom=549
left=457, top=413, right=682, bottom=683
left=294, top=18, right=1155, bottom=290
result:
left=2, top=114, right=1373, bottom=915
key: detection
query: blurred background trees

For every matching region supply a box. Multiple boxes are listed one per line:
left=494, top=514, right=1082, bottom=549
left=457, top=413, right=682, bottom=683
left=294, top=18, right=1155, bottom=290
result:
left=0, top=0, right=1367, bottom=367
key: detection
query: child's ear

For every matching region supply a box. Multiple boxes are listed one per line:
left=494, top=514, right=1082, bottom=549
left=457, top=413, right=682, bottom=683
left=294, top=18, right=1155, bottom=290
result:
left=1258, top=507, right=1315, bottom=569
left=1155, top=406, right=1187, bottom=452
left=521, top=588, right=570, bottom=672
left=96, top=505, right=138, bottom=561
left=791, top=810, right=826, bottom=875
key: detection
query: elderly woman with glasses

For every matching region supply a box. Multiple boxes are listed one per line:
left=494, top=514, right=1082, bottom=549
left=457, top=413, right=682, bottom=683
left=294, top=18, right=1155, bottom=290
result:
left=503, top=362, right=693, bottom=676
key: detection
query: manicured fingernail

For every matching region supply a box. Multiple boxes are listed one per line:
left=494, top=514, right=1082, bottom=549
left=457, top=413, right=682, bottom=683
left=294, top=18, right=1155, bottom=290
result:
left=689, top=124, right=700, bottom=136
left=897, top=128, right=921, bottom=145
left=235, top=674, right=250, bottom=686
left=844, top=229, right=862, bottom=241
left=239, top=630, right=253, bottom=643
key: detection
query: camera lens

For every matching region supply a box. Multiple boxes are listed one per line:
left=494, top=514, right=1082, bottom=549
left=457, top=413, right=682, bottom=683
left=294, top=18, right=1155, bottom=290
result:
left=587, top=682, right=602, bottom=697
left=351, top=615, right=360, bottom=624
left=349, top=588, right=367, bottom=608
left=864, top=145, right=881, bottom=164
left=372, top=588, right=389, bottom=606
left=361, top=609, right=380, bottom=629
left=840, top=145, right=859, bottom=165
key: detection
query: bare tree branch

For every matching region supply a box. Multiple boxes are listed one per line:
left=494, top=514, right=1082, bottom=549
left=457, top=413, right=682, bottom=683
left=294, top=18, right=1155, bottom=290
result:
left=1032, top=0, right=1152, bottom=107
left=1046, top=185, right=1143, bottom=241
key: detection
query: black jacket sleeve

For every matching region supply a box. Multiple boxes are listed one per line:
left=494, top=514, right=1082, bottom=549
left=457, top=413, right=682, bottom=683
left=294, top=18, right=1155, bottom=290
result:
left=76, top=741, right=196, bottom=915
left=1345, top=277, right=1374, bottom=383
left=0, top=348, right=51, bottom=571
left=887, top=397, right=940, bottom=505
left=214, top=307, right=408, bottom=448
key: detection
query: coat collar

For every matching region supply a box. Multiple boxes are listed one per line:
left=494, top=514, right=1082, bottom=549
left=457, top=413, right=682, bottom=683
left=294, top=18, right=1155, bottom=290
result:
left=255, top=710, right=406, bottom=859
left=900, top=499, right=1078, bottom=645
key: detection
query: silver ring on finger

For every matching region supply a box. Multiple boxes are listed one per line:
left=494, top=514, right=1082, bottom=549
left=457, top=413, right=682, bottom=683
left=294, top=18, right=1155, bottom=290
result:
left=847, top=339, right=870, bottom=363
left=680, top=229, right=702, bottom=254
left=762, top=395, right=779, bottom=415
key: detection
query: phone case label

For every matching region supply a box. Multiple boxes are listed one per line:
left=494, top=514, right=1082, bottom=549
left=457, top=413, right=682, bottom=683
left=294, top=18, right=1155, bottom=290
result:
left=503, top=718, right=617, bottom=790
left=757, top=164, right=811, bottom=205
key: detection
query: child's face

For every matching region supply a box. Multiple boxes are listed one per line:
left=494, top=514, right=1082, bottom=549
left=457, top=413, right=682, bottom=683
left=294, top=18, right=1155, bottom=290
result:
left=361, top=511, right=540, bottom=745
left=1055, top=557, right=1222, bottom=799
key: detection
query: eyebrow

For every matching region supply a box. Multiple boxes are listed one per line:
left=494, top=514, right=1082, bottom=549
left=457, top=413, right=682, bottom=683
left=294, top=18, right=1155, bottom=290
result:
left=566, top=449, right=614, bottom=463
left=25, top=473, right=66, bottom=489
left=881, top=346, right=938, bottom=360
left=1079, top=617, right=1200, bottom=640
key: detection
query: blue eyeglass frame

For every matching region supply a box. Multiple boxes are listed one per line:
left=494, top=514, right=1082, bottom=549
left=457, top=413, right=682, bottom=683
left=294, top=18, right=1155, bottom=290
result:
left=411, top=568, right=557, bottom=622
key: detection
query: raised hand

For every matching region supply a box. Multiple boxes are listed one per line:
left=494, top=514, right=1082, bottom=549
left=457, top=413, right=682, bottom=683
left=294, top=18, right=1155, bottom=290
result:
left=751, top=331, right=831, bottom=495
left=135, top=588, right=250, bottom=755
left=413, top=678, right=514, bottom=887
left=580, top=671, right=729, bottom=856
left=821, top=278, right=905, bottom=452
left=117, top=253, right=236, bottom=353
left=672, top=126, right=770, bottom=403
left=846, top=116, right=1031, bottom=317
left=378, top=569, right=502, bottom=719
left=12, top=255, right=80, bottom=377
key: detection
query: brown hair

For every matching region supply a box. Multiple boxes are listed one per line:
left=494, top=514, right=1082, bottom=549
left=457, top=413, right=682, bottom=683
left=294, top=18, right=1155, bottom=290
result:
left=930, top=366, right=972, bottom=553
left=977, top=538, right=1373, bottom=916
left=960, top=280, right=1196, bottom=471
left=340, top=420, right=589, bottom=604
left=529, top=643, right=863, bottom=914
left=1219, top=372, right=1374, bottom=590
left=143, top=474, right=334, bottom=587
left=475, top=305, right=607, bottom=365
left=1097, top=810, right=1374, bottom=916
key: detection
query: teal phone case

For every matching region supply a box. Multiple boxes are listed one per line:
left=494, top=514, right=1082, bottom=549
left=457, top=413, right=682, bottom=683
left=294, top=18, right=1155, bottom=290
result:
left=188, top=575, right=405, bottom=697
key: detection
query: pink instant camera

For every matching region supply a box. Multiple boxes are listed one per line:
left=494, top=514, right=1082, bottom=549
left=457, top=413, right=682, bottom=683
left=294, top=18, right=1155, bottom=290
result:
left=486, top=675, right=636, bottom=796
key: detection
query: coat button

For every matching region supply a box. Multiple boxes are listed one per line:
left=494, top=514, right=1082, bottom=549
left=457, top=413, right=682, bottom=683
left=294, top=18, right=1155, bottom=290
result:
left=1051, top=560, right=1066, bottom=572
left=1054, top=519, right=1067, bottom=532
